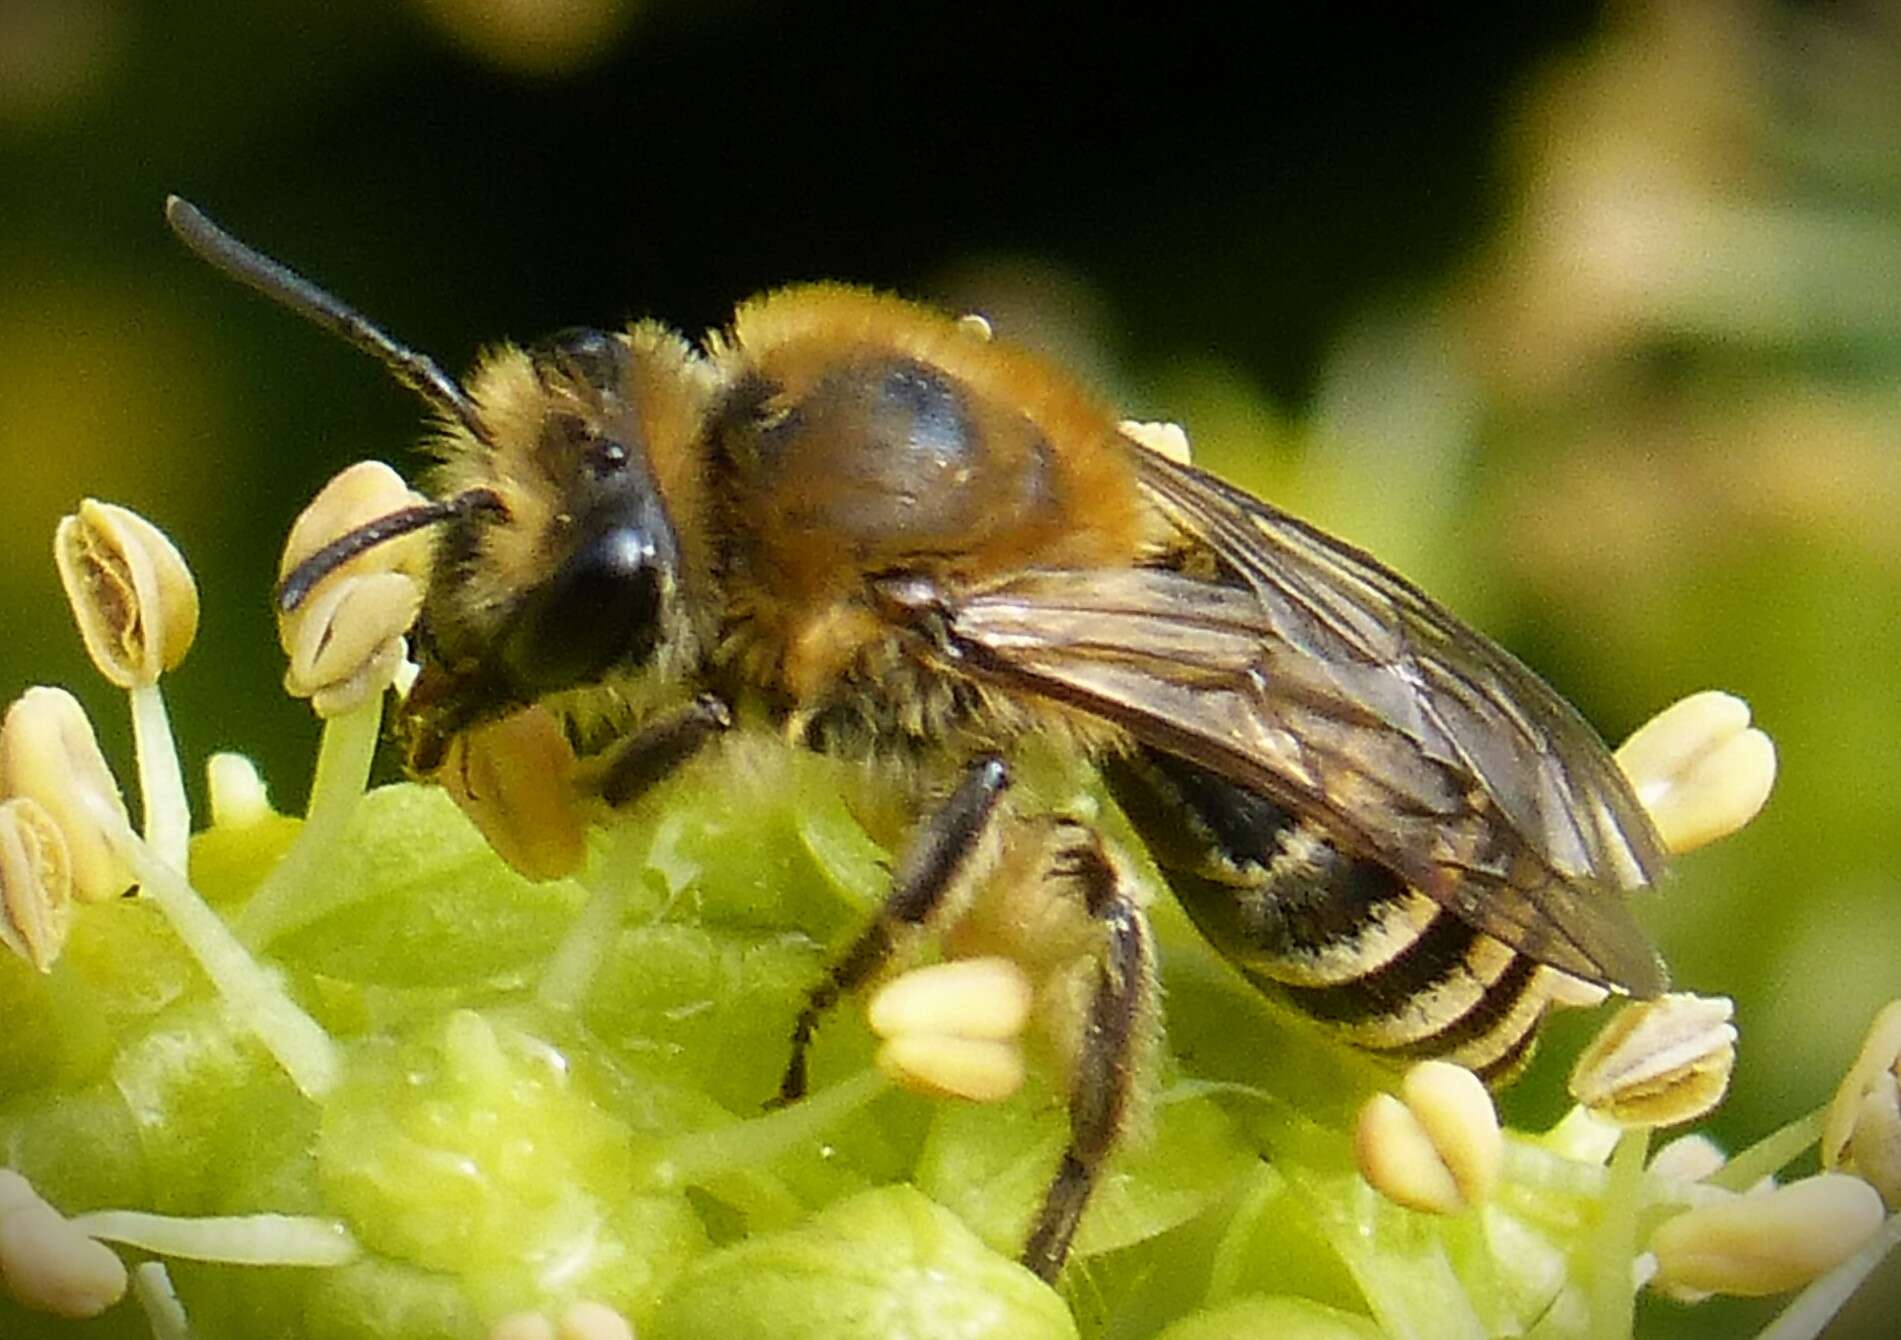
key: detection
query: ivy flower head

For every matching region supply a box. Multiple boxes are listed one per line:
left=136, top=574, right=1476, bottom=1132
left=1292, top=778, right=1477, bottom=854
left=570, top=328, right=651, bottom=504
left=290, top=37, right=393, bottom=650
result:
left=0, top=478, right=1888, bottom=1340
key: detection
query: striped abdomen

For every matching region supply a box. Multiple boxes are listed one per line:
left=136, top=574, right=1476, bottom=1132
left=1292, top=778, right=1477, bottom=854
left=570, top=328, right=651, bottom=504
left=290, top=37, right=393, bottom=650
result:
left=1106, top=749, right=1588, bottom=1084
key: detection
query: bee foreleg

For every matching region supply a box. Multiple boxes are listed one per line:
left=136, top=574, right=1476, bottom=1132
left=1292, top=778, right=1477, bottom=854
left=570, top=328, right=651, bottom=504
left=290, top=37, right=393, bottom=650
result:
left=591, top=694, right=733, bottom=808
left=774, top=753, right=1012, bottom=1106
left=1022, top=823, right=1154, bottom=1281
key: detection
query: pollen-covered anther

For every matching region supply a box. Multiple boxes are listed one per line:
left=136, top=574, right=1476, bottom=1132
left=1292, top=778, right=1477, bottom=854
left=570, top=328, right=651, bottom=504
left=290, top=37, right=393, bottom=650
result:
left=1355, top=1093, right=1465, bottom=1215
left=1569, top=993, right=1736, bottom=1128
left=0, top=1170, right=128, bottom=1320
left=205, top=752, right=273, bottom=830
left=1118, top=419, right=1194, bottom=465
left=1355, top=1061, right=1502, bottom=1214
left=439, top=705, right=587, bottom=881
left=279, top=460, right=432, bottom=587
left=869, top=956, right=1035, bottom=1103
left=0, top=797, right=74, bottom=973
left=1821, top=998, right=1901, bottom=1209
left=1402, top=1060, right=1502, bottom=1206
left=1647, top=1173, right=1886, bottom=1298
left=53, top=499, right=200, bottom=689
left=868, top=955, right=1035, bottom=1039
left=278, top=462, right=432, bottom=718
left=877, top=1034, right=1026, bottom=1104
left=281, top=576, right=422, bottom=717
left=0, top=687, right=135, bottom=903
left=1614, top=690, right=1775, bottom=855
left=1540, top=968, right=1611, bottom=1009
left=1648, top=1132, right=1728, bottom=1184
left=557, top=1300, right=636, bottom=1340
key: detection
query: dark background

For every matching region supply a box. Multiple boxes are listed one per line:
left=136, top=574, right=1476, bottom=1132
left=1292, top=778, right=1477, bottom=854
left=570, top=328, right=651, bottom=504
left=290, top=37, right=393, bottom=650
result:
left=0, top=0, right=1594, bottom=852
left=2, top=3, right=1896, bottom=1335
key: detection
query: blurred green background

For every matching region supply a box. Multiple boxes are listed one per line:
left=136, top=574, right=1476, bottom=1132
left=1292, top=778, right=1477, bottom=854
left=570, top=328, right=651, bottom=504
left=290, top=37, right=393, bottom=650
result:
left=1, top=1, right=1896, bottom=1334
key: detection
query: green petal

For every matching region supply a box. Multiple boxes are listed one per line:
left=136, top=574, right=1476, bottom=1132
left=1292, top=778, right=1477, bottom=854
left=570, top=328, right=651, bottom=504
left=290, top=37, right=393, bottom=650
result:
left=648, top=1184, right=1077, bottom=1340
left=1154, top=1295, right=1384, bottom=1340
left=316, top=1009, right=705, bottom=1319
left=915, top=1077, right=1258, bottom=1261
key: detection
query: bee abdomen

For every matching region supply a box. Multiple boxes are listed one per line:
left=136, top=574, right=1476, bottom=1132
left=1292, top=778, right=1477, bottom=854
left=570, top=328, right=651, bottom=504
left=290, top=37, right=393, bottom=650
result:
left=1106, top=749, right=1557, bottom=1084
left=1268, top=922, right=1549, bottom=1082
left=1230, top=858, right=1550, bottom=1078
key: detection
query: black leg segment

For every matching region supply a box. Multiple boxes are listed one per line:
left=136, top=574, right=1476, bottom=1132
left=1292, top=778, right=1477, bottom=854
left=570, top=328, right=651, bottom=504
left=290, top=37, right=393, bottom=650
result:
left=1021, top=823, right=1154, bottom=1282
left=593, top=694, right=732, bottom=809
left=775, top=753, right=1012, bottom=1105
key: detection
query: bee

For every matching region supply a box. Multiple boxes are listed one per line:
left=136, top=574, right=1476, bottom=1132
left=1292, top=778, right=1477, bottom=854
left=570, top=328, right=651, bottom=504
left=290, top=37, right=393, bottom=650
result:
left=165, top=196, right=1670, bottom=1282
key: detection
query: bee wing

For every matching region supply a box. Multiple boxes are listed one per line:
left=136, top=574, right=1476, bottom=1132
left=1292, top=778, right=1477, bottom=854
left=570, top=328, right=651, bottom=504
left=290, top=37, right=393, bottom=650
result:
left=931, top=446, right=1668, bottom=994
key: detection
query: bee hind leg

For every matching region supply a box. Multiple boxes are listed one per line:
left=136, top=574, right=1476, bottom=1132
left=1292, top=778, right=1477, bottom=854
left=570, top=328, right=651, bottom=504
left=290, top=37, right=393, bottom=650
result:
left=774, top=753, right=1012, bottom=1106
left=1021, top=820, right=1155, bottom=1282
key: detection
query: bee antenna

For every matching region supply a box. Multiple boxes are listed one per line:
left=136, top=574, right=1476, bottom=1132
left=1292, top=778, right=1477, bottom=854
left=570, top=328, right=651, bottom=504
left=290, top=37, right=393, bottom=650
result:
left=277, top=487, right=505, bottom=613
left=164, top=195, right=490, bottom=445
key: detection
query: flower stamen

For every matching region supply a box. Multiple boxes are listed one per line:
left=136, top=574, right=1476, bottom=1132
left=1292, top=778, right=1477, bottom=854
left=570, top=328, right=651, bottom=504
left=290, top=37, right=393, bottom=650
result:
left=1615, top=690, right=1775, bottom=855
left=54, top=501, right=199, bottom=869
left=0, top=1169, right=128, bottom=1320
left=1570, top=993, right=1737, bottom=1128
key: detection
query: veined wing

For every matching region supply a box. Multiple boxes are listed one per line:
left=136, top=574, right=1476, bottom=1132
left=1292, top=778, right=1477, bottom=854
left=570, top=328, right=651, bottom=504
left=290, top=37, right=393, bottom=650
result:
left=917, top=446, right=1668, bottom=994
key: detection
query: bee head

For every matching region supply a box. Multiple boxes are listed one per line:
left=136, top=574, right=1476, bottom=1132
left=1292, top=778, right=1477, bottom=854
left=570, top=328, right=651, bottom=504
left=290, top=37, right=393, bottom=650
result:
left=444, top=326, right=690, bottom=698
left=389, top=320, right=712, bottom=766
left=164, top=198, right=708, bottom=760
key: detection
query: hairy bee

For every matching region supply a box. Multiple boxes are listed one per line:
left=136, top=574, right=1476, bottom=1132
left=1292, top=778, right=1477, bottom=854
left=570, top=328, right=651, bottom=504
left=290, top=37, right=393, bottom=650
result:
left=166, top=197, right=1669, bottom=1282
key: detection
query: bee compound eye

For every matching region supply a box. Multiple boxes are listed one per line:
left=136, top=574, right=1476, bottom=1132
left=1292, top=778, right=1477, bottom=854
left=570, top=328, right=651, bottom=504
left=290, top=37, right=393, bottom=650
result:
left=533, top=327, right=625, bottom=395
left=498, top=524, right=666, bottom=693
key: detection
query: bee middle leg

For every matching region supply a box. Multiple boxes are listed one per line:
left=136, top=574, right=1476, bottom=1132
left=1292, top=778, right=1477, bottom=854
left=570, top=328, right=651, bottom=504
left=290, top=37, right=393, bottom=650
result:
left=775, top=753, right=1012, bottom=1105
left=1020, top=820, right=1155, bottom=1282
